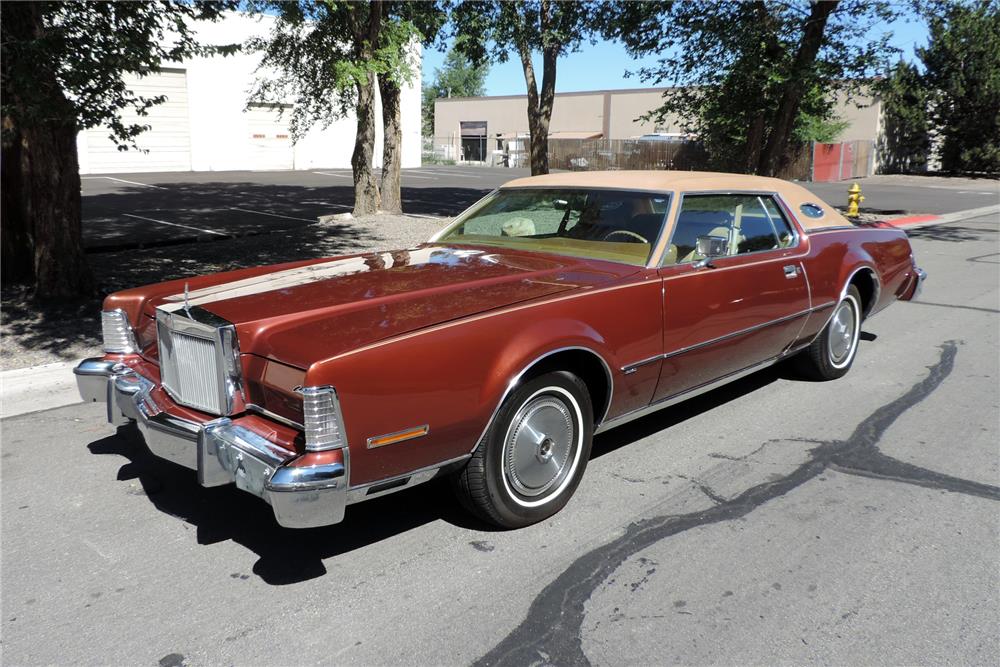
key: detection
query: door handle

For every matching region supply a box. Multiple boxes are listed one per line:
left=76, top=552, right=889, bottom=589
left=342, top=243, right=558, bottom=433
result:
left=783, top=264, right=801, bottom=279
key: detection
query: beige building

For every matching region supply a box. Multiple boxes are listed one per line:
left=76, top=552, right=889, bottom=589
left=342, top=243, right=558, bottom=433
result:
left=432, top=86, right=881, bottom=166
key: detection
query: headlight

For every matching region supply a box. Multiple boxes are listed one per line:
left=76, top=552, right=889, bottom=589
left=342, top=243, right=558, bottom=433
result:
left=296, top=385, right=347, bottom=451
left=101, top=309, right=138, bottom=354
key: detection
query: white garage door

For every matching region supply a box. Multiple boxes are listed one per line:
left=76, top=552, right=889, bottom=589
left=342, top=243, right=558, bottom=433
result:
left=83, top=69, right=191, bottom=173
left=246, top=104, right=294, bottom=170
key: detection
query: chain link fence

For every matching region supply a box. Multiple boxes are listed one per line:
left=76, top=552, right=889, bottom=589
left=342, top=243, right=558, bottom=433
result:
left=421, top=136, right=875, bottom=182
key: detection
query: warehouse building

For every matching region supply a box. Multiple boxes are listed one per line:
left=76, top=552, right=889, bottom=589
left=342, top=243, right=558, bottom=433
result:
left=78, top=12, right=422, bottom=174
left=432, top=86, right=880, bottom=168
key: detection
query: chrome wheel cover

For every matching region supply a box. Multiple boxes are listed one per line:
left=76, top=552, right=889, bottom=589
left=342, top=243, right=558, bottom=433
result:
left=828, top=298, right=858, bottom=366
left=503, top=394, right=577, bottom=499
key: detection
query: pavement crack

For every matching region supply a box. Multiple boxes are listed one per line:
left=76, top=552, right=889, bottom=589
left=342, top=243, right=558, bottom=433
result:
left=473, top=340, right=996, bottom=667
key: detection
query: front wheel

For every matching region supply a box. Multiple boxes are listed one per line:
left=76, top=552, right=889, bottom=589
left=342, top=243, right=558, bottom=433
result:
left=797, top=284, right=863, bottom=380
left=452, top=371, right=593, bottom=528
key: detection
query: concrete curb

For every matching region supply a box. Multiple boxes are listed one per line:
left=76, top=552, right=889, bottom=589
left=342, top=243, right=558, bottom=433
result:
left=888, top=204, right=1000, bottom=229
left=0, top=359, right=87, bottom=419
left=2, top=203, right=997, bottom=420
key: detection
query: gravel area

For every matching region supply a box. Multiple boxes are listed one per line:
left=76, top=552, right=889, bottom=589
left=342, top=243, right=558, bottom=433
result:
left=0, top=214, right=447, bottom=371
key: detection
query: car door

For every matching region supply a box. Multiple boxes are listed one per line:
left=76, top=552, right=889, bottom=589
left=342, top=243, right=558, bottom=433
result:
left=651, top=192, right=810, bottom=402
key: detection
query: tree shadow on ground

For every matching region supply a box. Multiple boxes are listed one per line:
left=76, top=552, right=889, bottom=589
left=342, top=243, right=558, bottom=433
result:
left=82, top=181, right=487, bottom=249
left=83, top=351, right=849, bottom=586
left=1, top=184, right=454, bottom=366
left=905, top=224, right=997, bottom=243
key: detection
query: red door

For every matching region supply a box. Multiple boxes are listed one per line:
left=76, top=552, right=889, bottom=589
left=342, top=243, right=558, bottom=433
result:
left=651, top=193, right=812, bottom=402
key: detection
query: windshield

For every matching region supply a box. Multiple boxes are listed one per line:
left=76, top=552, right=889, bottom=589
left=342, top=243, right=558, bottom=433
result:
left=436, top=188, right=671, bottom=266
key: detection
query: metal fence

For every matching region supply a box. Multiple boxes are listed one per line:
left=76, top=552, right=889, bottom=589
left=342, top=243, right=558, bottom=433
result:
left=545, top=138, right=710, bottom=172
left=420, top=136, right=876, bottom=182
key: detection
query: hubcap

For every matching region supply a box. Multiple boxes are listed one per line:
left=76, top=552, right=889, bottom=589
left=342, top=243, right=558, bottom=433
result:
left=504, top=395, right=576, bottom=498
left=828, top=300, right=857, bottom=364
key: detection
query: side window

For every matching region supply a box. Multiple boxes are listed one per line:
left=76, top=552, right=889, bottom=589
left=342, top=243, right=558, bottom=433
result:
left=664, top=194, right=794, bottom=265
left=760, top=197, right=796, bottom=248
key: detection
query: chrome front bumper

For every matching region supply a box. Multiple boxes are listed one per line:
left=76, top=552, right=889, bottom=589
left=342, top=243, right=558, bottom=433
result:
left=74, top=358, right=347, bottom=529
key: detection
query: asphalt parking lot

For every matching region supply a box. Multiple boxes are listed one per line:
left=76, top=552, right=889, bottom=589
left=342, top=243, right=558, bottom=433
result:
left=82, top=166, right=998, bottom=250
left=2, top=208, right=997, bottom=664
left=81, top=166, right=529, bottom=250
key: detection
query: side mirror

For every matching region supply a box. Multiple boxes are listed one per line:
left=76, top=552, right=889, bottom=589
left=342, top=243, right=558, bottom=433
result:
left=696, top=235, right=728, bottom=258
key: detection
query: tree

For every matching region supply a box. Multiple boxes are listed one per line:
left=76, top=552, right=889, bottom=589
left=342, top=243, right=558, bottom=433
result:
left=877, top=61, right=931, bottom=173
left=452, top=1, right=603, bottom=175
left=421, top=46, right=489, bottom=137
left=249, top=1, right=444, bottom=216
left=919, top=0, right=1000, bottom=173
left=608, top=1, right=899, bottom=176
left=377, top=3, right=447, bottom=213
left=1, top=1, right=234, bottom=299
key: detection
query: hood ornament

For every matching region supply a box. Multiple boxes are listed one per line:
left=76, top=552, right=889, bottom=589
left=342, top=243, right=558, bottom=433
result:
left=183, top=281, right=191, bottom=314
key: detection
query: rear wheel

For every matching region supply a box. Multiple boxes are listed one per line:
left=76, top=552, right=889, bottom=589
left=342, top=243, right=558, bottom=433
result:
left=797, top=284, right=862, bottom=380
left=452, top=371, right=593, bottom=528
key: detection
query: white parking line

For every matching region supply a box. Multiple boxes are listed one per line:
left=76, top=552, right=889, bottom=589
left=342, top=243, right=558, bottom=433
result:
left=230, top=207, right=317, bottom=222
left=301, top=200, right=352, bottom=208
left=416, top=170, right=482, bottom=179
left=313, top=171, right=352, bottom=178
left=399, top=172, right=437, bottom=180
left=82, top=176, right=166, bottom=189
left=123, top=213, right=227, bottom=236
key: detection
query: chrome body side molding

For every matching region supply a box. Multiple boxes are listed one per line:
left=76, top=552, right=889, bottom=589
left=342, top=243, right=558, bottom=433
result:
left=598, top=354, right=785, bottom=435
left=620, top=303, right=833, bottom=375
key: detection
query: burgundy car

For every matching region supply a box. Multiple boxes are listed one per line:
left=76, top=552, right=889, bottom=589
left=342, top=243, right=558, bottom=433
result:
left=75, top=171, right=925, bottom=529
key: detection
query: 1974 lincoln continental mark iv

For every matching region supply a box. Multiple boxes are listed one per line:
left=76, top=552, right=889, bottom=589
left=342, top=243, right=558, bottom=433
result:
left=75, top=171, right=926, bottom=529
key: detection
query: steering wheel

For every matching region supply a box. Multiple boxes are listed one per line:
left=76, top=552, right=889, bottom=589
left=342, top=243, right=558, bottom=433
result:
left=602, top=229, right=649, bottom=244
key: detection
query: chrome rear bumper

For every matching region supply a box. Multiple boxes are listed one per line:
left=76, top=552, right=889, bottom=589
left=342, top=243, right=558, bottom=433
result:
left=74, top=358, right=347, bottom=529
left=900, top=266, right=927, bottom=301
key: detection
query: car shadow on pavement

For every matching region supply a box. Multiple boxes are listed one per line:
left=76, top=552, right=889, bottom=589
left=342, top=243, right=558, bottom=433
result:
left=87, top=425, right=482, bottom=585
left=81, top=350, right=859, bottom=586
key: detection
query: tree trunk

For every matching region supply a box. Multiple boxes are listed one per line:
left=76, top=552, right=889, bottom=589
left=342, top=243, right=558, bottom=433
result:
left=516, top=4, right=558, bottom=176
left=352, top=72, right=381, bottom=216
left=23, top=119, right=92, bottom=299
left=1, top=1, right=93, bottom=298
left=378, top=74, right=403, bottom=214
left=1, top=118, right=34, bottom=284
left=348, top=1, right=382, bottom=217
left=757, top=0, right=838, bottom=176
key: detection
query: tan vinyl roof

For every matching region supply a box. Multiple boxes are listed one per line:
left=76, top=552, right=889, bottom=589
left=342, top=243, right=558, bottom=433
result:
left=500, top=170, right=849, bottom=231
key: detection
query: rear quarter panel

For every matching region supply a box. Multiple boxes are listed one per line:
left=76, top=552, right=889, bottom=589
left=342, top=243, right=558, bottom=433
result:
left=796, top=225, right=915, bottom=344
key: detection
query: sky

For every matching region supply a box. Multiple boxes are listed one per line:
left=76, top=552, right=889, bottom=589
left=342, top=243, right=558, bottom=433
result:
left=421, top=10, right=930, bottom=97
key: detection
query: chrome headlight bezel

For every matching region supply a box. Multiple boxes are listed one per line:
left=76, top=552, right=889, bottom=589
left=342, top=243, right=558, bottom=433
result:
left=101, top=309, right=138, bottom=354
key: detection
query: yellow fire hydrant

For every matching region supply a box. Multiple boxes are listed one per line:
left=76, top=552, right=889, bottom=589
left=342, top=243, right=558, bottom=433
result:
left=846, top=182, right=864, bottom=218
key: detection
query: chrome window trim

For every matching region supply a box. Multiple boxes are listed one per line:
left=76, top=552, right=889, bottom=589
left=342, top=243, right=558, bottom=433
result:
left=429, top=186, right=675, bottom=269
left=156, top=306, right=243, bottom=416
left=659, top=190, right=803, bottom=268
left=468, top=345, right=615, bottom=457
left=619, top=303, right=831, bottom=374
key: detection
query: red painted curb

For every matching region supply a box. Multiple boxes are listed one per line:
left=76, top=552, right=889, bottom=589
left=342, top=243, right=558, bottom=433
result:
left=886, top=214, right=942, bottom=227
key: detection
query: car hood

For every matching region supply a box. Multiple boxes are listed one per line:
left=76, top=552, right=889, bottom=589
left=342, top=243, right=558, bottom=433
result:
left=140, top=244, right=634, bottom=369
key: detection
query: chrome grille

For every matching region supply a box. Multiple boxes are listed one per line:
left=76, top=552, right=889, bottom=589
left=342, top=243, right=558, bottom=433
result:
left=156, top=307, right=239, bottom=416
left=160, top=331, right=222, bottom=413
